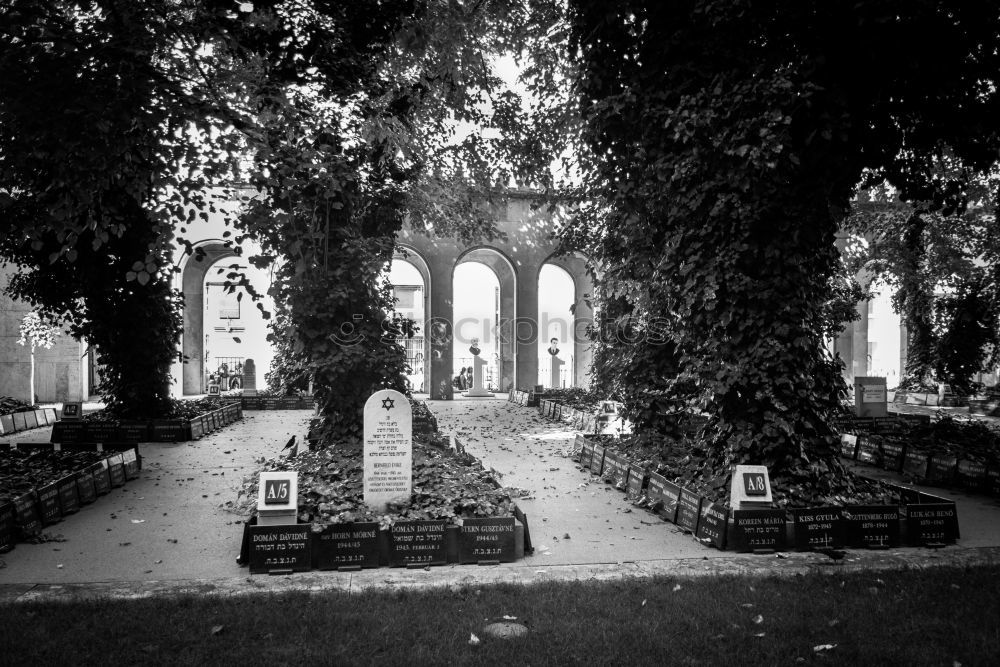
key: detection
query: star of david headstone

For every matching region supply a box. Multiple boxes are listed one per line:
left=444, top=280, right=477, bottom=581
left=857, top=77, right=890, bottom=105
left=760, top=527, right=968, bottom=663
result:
left=381, top=397, right=395, bottom=411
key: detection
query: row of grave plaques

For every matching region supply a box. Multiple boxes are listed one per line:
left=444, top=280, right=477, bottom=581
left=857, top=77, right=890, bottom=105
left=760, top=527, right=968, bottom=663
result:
left=50, top=404, right=242, bottom=444
left=507, top=390, right=532, bottom=407
left=0, top=443, right=140, bottom=553
left=532, top=397, right=624, bottom=435
left=0, top=408, right=58, bottom=436
left=245, top=516, right=524, bottom=574
left=574, top=434, right=961, bottom=552
left=839, top=432, right=1000, bottom=498
left=220, top=396, right=314, bottom=410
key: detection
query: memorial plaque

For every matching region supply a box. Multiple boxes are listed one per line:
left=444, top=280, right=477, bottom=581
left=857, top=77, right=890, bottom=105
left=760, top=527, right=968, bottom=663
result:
left=150, top=421, right=188, bottom=442
left=13, top=412, right=28, bottom=431
left=589, top=443, right=606, bottom=476
left=38, top=482, right=62, bottom=525
left=24, top=411, right=38, bottom=429
left=90, top=460, right=111, bottom=495
left=0, top=414, right=14, bottom=434
left=843, top=505, right=900, bottom=549
left=879, top=440, right=906, bottom=472
left=905, top=503, right=959, bottom=545
left=107, top=453, right=126, bottom=487
left=695, top=502, right=728, bottom=549
left=264, top=479, right=292, bottom=505
left=902, top=450, right=929, bottom=481
left=57, top=474, right=80, bottom=514
left=791, top=507, right=844, bottom=550
left=86, top=422, right=117, bottom=442
left=263, top=397, right=280, bottom=410
left=190, top=419, right=205, bottom=439
left=675, top=488, right=702, bottom=533
left=390, top=520, right=447, bottom=567
left=989, top=466, right=1000, bottom=498
left=926, top=454, right=958, bottom=486
left=208, top=411, right=219, bottom=431
left=956, top=459, right=987, bottom=492
left=248, top=524, right=312, bottom=574
left=839, top=433, right=859, bottom=459
left=61, top=402, right=83, bottom=420
left=363, top=389, right=412, bottom=511
left=0, top=502, right=15, bottom=552
left=76, top=468, right=97, bottom=505
left=44, top=408, right=57, bottom=424
left=207, top=383, right=221, bottom=396
left=34, top=409, right=49, bottom=426
left=459, top=516, right=517, bottom=563
left=118, top=422, right=150, bottom=442
left=121, top=448, right=140, bottom=479
left=314, top=522, right=380, bottom=569
left=13, top=491, right=42, bottom=537
left=50, top=421, right=85, bottom=443
left=578, top=439, right=594, bottom=469
left=730, top=509, right=788, bottom=552
left=856, top=436, right=880, bottom=466
left=601, top=450, right=629, bottom=489
left=625, top=462, right=648, bottom=502
left=646, top=472, right=681, bottom=522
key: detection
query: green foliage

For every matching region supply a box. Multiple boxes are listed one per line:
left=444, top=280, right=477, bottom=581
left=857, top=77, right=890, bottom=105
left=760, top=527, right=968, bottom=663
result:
left=559, top=1, right=1000, bottom=480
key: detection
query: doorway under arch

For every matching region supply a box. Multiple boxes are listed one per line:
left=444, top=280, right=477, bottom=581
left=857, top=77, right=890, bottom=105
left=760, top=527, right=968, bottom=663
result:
left=388, top=254, right=430, bottom=393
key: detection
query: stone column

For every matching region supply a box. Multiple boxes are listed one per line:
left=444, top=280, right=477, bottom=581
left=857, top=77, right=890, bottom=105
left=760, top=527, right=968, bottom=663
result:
left=515, top=265, right=540, bottom=391
left=427, top=253, right=456, bottom=400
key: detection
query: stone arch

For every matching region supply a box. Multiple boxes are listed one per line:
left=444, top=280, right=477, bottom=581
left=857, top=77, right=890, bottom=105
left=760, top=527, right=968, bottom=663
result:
left=392, top=245, right=432, bottom=393
left=540, top=251, right=595, bottom=389
left=453, top=246, right=518, bottom=392
left=179, top=241, right=238, bottom=395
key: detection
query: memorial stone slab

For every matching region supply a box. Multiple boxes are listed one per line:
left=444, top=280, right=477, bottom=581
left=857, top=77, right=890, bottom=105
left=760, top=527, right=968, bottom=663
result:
left=646, top=472, right=680, bottom=522
left=625, top=462, right=648, bottom=502
left=121, top=448, right=140, bottom=479
left=14, top=491, right=42, bottom=537
left=76, top=468, right=97, bottom=505
left=729, top=465, right=773, bottom=510
left=389, top=520, right=447, bottom=567
left=314, top=522, right=380, bottom=570
left=731, top=509, right=788, bottom=552
left=792, top=507, right=844, bottom=550
left=0, top=502, right=15, bottom=552
left=38, top=482, right=62, bottom=525
left=902, top=450, right=930, bottom=481
left=905, top=503, right=959, bottom=545
left=675, top=488, right=702, bottom=533
left=0, top=414, right=14, bottom=434
left=151, top=421, right=188, bottom=442
left=57, top=474, right=80, bottom=514
left=839, top=433, right=859, bottom=459
left=24, top=411, right=38, bottom=429
left=90, top=460, right=111, bottom=495
left=695, top=502, right=728, bottom=549
left=843, top=505, right=901, bottom=549
left=34, top=409, right=48, bottom=426
left=879, top=440, right=906, bottom=472
left=578, top=439, right=594, bottom=469
left=601, top=450, right=629, bottom=489
left=956, top=459, right=987, bottom=492
left=363, top=389, right=412, bottom=512
left=926, top=454, right=958, bottom=486
left=107, top=453, right=126, bottom=487
left=119, top=422, right=151, bottom=442
left=459, top=516, right=517, bottom=563
left=12, top=412, right=27, bottom=431
left=856, top=436, right=880, bottom=466
left=988, top=466, right=1000, bottom=497
left=87, top=422, right=118, bottom=443
left=249, top=524, right=312, bottom=574
left=589, top=443, right=606, bottom=476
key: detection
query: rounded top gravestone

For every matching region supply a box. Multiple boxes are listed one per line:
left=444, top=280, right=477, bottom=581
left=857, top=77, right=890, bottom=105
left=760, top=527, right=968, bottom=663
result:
left=363, top=389, right=413, bottom=512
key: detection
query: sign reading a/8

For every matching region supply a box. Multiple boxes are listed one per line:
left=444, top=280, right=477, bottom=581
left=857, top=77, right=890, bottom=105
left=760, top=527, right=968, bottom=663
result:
left=742, top=472, right=768, bottom=496
left=264, top=479, right=291, bottom=505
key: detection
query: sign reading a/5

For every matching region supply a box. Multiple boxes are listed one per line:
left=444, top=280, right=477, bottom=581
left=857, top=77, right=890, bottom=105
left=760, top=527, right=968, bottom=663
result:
left=264, top=479, right=291, bottom=505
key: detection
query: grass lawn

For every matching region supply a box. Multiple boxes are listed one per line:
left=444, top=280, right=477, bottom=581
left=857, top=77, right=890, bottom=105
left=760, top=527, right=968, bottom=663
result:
left=3, top=566, right=998, bottom=665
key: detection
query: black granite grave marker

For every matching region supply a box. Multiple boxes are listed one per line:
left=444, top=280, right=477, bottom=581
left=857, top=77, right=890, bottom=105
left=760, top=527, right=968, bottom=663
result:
left=107, top=454, right=126, bottom=487
left=50, top=421, right=86, bottom=443
left=905, top=503, right=959, bottom=545
left=843, top=505, right=900, bottom=548
left=249, top=524, right=312, bottom=574
left=87, top=422, right=118, bottom=442
left=856, top=436, right=880, bottom=466
left=902, top=450, right=929, bottom=481
left=57, top=474, right=80, bottom=514
left=675, top=488, right=702, bottom=533
left=579, top=440, right=594, bottom=469
left=150, top=421, right=189, bottom=442
left=313, top=522, right=380, bottom=569
left=121, top=448, right=140, bottom=479
left=625, top=462, right=648, bottom=502
left=13, top=491, right=42, bottom=537
left=459, top=516, right=516, bottom=563
left=118, top=422, right=151, bottom=442
left=926, top=454, right=958, bottom=486
left=190, top=419, right=205, bottom=439
left=879, top=440, right=906, bottom=472
left=956, top=459, right=987, bottom=492
left=731, top=509, right=788, bottom=552
left=601, top=450, right=629, bottom=489
left=390, top=520, right=448, bottom=566
left=695, top=502, right=728, bottom=548
left=646, top=472, right=680, bottom=522
left=791, top=507, right=844, bottom=550
left=88, top=462, right=109, bottom=496
left=37, top=482, right=62, bottom=525
left=0, top=503, right=16, bottom=552
left=839, top=434, right=858, bottom=459
left=76, top=468, right=97, bottom=505
left=589, top=443, right=606, bottom=476
left=986, top=465, right=1000, bottom=497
